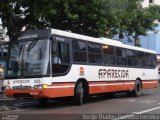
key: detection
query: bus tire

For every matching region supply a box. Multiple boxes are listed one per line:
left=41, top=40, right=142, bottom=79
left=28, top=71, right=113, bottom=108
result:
left=132, top=80, right=142, bottom=97
left=38, top=98, right=48, bottom=105
left=126, top=91, right=133, bottom=96
left=74, top=82, right=84, bottom=105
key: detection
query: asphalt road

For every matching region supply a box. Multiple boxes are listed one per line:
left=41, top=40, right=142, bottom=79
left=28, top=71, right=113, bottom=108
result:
left=0, top=87, right=160, bottom=120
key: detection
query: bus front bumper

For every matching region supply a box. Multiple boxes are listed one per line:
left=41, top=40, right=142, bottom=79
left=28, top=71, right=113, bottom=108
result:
left=4, top=85, right=75, bottom=99
left=4, top=89, right=45, bottom=99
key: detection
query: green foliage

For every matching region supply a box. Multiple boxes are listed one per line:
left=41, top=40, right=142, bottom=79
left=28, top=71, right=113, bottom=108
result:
left=0, top=0, right=160, bottom=46
left=0, top=0, right=24, bottom=39
left=148, top=5, right=160, bottom=21
left=0, top=0, right=107, bottom=39
left=103, top=0, right=158, bottom=46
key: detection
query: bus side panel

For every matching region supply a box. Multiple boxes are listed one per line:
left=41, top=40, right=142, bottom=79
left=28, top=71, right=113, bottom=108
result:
left=88, top=81, right=135, bottom=94
left=142, top=80, right=158, bottom=89
left=88, top=80, right=158, bottom=95
left=43, top=83, right=75, bottom=98
left=122, top=81, right=135, bottom=91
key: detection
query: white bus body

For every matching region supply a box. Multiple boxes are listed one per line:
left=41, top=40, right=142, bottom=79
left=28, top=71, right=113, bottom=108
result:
left=3, top=29, right=158, bottom=105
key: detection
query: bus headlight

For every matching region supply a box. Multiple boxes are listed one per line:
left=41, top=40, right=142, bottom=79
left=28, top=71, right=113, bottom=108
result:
left=43, top=84, right=48, bottom=89
left=33, top=84, right=48, bottom=89
left=5, top=86, right=10, bottom=89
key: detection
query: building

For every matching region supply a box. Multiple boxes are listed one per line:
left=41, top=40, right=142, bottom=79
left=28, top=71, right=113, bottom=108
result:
left=141, top=0, right=160, bottom=8
left=140, top=25, right=160, bottom=54
left=158, top=55, right=160, bottom=77
left=140, top=27, right=160, bottom=79
left=140, top=0, right=160, bottom=79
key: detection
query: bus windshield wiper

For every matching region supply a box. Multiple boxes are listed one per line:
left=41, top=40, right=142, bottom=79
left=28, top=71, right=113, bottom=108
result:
left=27, top=39, right=38, bottom=52
left=19, top=44, right=23, bottom=57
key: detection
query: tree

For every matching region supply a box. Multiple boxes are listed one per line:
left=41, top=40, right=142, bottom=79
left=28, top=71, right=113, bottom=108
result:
left=0, top=0, right=107, bottom=40
left=0, top=0, right=27, bottom=40
left=122, top=1, right=157, bottom=46
left=0, top=0, right=160, bottom=46
left=148, top=5, right=160, bottom=21
left=103, top=0, right=158, bottom=46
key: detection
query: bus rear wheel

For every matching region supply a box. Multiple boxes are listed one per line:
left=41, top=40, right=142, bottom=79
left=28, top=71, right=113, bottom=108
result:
left=132, top=80, right=142, bottom=97
left=74, top=82, right=84, bottom=105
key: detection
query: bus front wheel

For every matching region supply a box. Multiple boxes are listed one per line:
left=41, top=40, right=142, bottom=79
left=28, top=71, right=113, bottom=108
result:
left=38, top=98, right=48, bottom=105
left=74, top=82, right=84, bottom=105
left=132, top=80, right=142, bottom=97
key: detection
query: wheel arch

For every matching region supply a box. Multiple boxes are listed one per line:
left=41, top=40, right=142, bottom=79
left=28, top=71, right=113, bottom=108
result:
left=136, top=77, right=142, bottom=87
left=74, top=78, right=89, bottom=96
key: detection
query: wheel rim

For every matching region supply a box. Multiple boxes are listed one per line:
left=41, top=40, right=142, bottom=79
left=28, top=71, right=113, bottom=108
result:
left=136, top=83, right=141, bottom=94
left=80, top=88, right=84, bottom=104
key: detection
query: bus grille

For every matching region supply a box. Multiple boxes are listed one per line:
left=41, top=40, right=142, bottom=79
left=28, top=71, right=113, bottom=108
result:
left=13, top=93, right=32, bottom=98
left=12, top=86, right=32, bottom=90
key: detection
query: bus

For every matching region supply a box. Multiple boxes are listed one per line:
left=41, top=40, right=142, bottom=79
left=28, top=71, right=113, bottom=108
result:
left=3, top=29, right=158, bottom=105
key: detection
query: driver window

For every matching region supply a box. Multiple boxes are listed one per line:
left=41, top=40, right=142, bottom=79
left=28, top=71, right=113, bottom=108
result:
left=52, top=42, right=70, bottom=74
left=52, top=43, right=61, bottom=64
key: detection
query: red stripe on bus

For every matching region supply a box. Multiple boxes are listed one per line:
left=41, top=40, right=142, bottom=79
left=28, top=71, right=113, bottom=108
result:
left=142, top=80, right=158, bottom=89
left=4, top=80, right=158, bottom=98
left=89, top=81, right=135, bottom=94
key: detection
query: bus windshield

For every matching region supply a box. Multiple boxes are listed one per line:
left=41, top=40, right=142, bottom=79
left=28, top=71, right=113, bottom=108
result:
left=6, top=39, right=50, bottom=78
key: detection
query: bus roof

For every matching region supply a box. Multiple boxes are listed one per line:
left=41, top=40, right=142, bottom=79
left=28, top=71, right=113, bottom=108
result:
left=51, top=29, right=156, bottom=54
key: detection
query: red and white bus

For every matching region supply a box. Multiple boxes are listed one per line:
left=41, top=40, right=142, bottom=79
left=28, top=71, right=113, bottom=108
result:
left=3, top=29, right=158, bottom=105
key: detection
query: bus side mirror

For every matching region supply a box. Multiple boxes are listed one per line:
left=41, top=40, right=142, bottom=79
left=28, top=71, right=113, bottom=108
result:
left=0, top=45, right=8, bottom=58
left=50, top=36, right=54, bottom=41
left=0, top=47, right=3, bottom=58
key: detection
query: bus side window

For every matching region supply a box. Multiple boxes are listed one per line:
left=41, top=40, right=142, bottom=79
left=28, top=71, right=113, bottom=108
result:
left=52, top=42, right=70, bottom=75
left=88, top=42, right=102, bottom=64
left=52, top=43, right=61, bottom=64
left=145, top=53, right=152, bottom=67
left=72, top=40, right=87, bottom=63
left=152, top=54, right=157, bottom=68
left=126, top=49, right=136, bottom=66
left=116, top=47, right=126, bottom=66
left=137, top=52, right=145, bottom=67
left=102, top=45, right=115, bottom=65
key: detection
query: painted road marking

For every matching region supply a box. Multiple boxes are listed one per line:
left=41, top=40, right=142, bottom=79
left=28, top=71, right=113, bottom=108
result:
left=109, top=98, right=159, bottom=104
left=133, top=106, right=160, bottom=114
left=104, top=99, right=123, bottom=102
left=128, top=99, right=138, bottom=102
left=139, top=100, right=158, bottom=104
left=111, top=99, right=138, bottom=103
left=4, top=108, right=10, bottom=111
left=105, top=98, right=159, bottom=105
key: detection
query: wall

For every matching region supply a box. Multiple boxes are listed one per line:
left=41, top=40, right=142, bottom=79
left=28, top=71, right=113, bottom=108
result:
left=153, top=0, right=160, bottom=5
left=140, top=32, right=157, bottom=51
left=141, top=0, right=160, bottom=8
